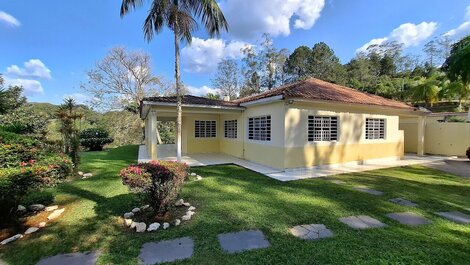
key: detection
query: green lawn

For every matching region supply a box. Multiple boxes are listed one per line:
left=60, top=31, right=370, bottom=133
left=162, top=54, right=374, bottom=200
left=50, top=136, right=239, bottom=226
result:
left=1, top=145, right=470, bottom=265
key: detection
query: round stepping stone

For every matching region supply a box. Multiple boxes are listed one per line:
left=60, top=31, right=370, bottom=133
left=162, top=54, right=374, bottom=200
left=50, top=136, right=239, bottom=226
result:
left=435, top=211, right=470, bottom=224
left=353, top=186, right=383, bottom=196
left=339, top=215, right=386, bottom=229
left=35, top=251, right=99, bottom=265
left=290, top=224, right=334, bottom=240
left=218, top=230, right=270, bottom=254
left=389, top=198, right=418, bottom=207
left=139, top=237, right=194, bottom=265
left=386, top=212, right=431, bottom=226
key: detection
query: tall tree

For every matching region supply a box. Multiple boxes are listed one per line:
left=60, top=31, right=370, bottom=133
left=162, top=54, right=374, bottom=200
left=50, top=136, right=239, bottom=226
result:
left=443, top=35, right=470, bottom=85
left=310, top=42, right=343, bottom=82
left=285, top=46, right=312, bottom=81
left=211, top=59, right=240, bottom=99
left=121, top=0, right=228, bottom=161
left=81, top=47, right=163, bottom=111
left=424, top=39, right=440, bottom=68
left=240, top=45, right=261, bottom=96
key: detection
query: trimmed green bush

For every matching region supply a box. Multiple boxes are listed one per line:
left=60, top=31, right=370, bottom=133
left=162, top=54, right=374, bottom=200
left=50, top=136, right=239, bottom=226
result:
left=0, top=130, right=41, bottom=168
left=80, top=128, right=113, bottom=151
left=120, top=161, right=188, bottom=214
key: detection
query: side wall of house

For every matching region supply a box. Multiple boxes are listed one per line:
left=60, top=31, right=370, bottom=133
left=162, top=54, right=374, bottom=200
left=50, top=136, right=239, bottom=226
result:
left=219, top=113, right=244, bottom=158
left=183, top=113, right=221, bottom=154
left=284, top=102, right=404, bottom=169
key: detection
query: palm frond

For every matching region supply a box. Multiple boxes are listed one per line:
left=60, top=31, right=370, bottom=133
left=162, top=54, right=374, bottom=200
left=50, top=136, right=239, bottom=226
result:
left=120, top=0, right=146, bottom=17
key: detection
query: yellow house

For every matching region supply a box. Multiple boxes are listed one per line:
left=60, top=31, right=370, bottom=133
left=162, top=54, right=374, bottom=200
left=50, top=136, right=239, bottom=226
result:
left=140, top=78, right=426, bottom=170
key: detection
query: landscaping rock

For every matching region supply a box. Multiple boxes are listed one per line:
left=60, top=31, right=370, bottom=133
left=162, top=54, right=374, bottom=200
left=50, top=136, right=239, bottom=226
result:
left=188, top=206, right=196, bottom=211
left=124, top=219, right=133, bottom=227
left=25, top=227, right=39, bottom=235
left=190, top=172, right=196, bottom=176
left=182, top=202, right=191, bottom=207
left=47, top=208, right=65, bottom=220
left=195, top=175, right=203, bottom=181
left=130, top=222, right=137, bottom=229
left=290, top=224, right=334, bottom=240
left=45, top=205, right=59, bottom=212
left=141, top=205, right=150, bottom=211
left=135, top=222, right=147, bottom=233
left=123, top=212, right=134, bottom=219
left=36, top=251, right=99, bottom=265
left=131, top=207, right=141, bottom=214
left=1, top=234, right=23, bottom=245
left=83, top=173, right=93, bottom=178
left=339, top=215, right=387, bottom=229
left=218, top=230, right=270, bottom=253
left=174, top=219, right=181, bottom=226
left=147, top=223, right=160, bottom=232
left=78, top=171, right=84, bottom=176
left=181, top=214, right=192, bottom=221
left=353, top=186, right=383, bottom=196
left=186, top=210, right=195, bottom=217
left=386, top=212, right=431, bottom=226
left=330, top=180, right=346, bottom=185
left=435, top=211, right=470, bottom=224
left=29, top=204, right=45, bottom=211
left=163, top=222, right=170, bottom=229
left=39, top=222, right=47, bottom=228
left=17, top=205, right=26, bottom=212
left=139, top=237, right=194, bottom=265
left=389, top=198, right=418, bottom=207
left=175, top=199, right=184, bottom=207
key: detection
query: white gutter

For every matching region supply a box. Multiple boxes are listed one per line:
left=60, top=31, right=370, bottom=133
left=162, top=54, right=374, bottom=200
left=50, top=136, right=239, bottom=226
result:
left=239, top=95, right=284, bottom=107
left=142, top=100, right=244, bottom=110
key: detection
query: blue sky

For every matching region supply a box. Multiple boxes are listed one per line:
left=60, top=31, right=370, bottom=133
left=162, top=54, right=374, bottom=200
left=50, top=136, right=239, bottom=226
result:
left=1, top=0, right=470, bottom=105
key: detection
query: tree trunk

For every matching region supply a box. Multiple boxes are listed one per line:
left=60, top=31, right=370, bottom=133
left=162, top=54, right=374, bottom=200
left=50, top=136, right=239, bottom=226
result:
left=174, top=22, right=182, bottom=162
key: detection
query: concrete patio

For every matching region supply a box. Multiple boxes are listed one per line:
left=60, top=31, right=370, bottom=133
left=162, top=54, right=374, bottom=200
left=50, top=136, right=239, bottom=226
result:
left=138, top=144, right=450, bottom=182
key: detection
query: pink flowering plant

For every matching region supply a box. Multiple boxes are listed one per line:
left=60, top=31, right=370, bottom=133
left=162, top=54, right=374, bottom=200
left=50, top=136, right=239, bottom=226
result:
left=120, top=160, right=189, bottom=214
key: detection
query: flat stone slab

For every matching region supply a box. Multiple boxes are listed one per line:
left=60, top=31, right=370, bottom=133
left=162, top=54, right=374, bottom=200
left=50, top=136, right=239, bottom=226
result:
left=36, top=251, right=99, bottom=265
left=353, top=186, right=383, bottom=196
left=330, top=180, right=346, bottom=185
left=339, top=215, right=386, bottom=229
left=290, top=224, right=334, bottom=240
left=389, top=198, right=418, bottom=207
left=139, top=237, right=194, bottom=265
left=386, top=212, right=431, bottom=226
left=218, top=230, right=270, bottom=253
left=435, top=211, right=470, bottom=224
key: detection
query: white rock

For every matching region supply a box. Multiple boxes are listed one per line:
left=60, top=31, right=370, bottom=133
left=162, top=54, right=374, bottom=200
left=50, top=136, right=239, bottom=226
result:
left=130, top=221, right=137, bottom=229
left=78, top=171, right=84, bottom=176
left=182, top=202, right=190, bottom=207
left=141, top=205, right=150, bottom=211
left=163, top=222, right=170, bottom=229
left=124, top=219, right=133, bottom=227
left=38, top=222, right=47, bottom=228
left=123, top=212, right=134, bottom=219
left=186, top=210, right=195, bottom=217
left=25, top=227, right=39, bottom=235
left=17, top=205, right=26, bottom=212
left=196, top=175, right=203, bottom=181
left=131, top=207, right=141, bottom=214
left=83, top=173, right=93, bottom=178
left=174, top=199, right=184, bottom=207
left=188, top=206, right=196, bottom=211
left=174, top=219, right=181, bottom=226
left=1, top=234, right=23, bottom=245
left=45, top=205, right=58, bottom=212
left=135, top=222, right=147, bottom=233
left=29, top=204, right=45, bottom=211
left=190, top=173, right=196, bottom=176
left=47, top=208, right=65, bottom=220
left=147, top=222, right=160, bottom=232
left=181, top=214, right=191, bottom=221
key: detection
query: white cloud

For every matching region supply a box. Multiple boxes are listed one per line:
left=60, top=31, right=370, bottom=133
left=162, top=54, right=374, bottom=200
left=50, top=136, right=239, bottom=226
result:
left=219, top=0, right=325, bottom=40
left=4, top=78, right=44, bottom=96
left=0, top=11, right=20, bottom=27
left=186, top=85, right=219, bottom=96
left=6, top=59, right=52, bottom=79
left=357, top=22, right=438, bottom=53
left=182, top=37, right=248, bottom=73
left=63, top=93, right=90, bottom=104
left=444, top=5, right=470, bottom=39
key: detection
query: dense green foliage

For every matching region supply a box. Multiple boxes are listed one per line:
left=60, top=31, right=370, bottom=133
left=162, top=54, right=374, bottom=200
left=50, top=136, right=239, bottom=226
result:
left=56, top=98, right=83, bottom=165
left=1, top=146, right=469, bottom=264
left=444, top=36, right=470, bottom=85
left=80, top=128, right=114, bottom=151
left=120, top=160, right=188, bottom=214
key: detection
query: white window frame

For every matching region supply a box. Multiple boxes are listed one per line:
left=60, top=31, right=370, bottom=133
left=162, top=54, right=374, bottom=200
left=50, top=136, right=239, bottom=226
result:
left=308, top=116, right=339, bottom=142
left=195, top=120, right=216, bottom=138
left=224, top=120, right=237, bottom=139
left=248, top=115, right=271, bottom=141
left=365, top=118, right=386, bottom=140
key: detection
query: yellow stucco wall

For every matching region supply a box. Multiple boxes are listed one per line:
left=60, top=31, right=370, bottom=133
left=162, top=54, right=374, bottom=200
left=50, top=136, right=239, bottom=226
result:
left=284, top=102, right=404, bottom=168
left=182, top=114, right=220, bottom=154
left=219, top=114, right=244, bottom=158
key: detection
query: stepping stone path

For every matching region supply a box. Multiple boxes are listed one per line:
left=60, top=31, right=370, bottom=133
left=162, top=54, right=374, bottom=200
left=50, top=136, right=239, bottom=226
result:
left=139, top=237, right=194, bottom=265
left=435, top=211, right=470, bottom=224
left=339, top=215, right=386, bottom=229
left=290, top=224, right=334, bottom=240
left=389, top=198, right=418, bottom=207
left=386, top=212, right=431, bottom=226
left=218, top=230, right=270, bottom=254
left=353, top=186, right=383, bottom=196
left=330, top=180, right=346, bottom=185
left=35, top=251, right=99, bottom=265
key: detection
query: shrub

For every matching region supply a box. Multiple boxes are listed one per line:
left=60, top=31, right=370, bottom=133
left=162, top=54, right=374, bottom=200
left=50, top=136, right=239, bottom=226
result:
left=120, top=161, right=188, bottom=214
left=21, top=190, right=54, bottom=206
left=0, top=130, right=41, bottom=168
left=80, top=128, right=114, bottom=151
left=467, top=147, right=470, bottom=160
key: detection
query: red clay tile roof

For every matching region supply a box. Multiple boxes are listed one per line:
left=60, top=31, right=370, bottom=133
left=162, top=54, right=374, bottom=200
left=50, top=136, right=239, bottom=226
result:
left=233, top=78, right=415, bottom=110
left=143, top=95, right=239, bottom=107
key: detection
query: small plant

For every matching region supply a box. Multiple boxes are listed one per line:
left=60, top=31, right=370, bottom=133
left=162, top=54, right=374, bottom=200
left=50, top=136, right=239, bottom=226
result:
left=467, top=147, right=470, bottom=160
left=120, top=161, right=188, bottom=215
left=80, top=128, right=114, bottom=151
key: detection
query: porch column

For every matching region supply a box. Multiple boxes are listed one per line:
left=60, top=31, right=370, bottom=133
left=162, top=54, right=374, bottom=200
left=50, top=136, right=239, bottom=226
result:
left=417, top=116, right=425, bottom=156
left=149, top=110, right=158, bottom=160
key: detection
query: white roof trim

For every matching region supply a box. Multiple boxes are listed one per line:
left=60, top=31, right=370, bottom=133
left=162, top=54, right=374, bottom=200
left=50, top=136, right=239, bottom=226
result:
left=142, top=101, right=244, bottom=110
left=239, top=95, right=284, bottom=107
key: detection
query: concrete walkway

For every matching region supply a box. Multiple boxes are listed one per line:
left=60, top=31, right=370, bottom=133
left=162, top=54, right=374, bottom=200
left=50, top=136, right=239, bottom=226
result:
left=424, top=158, right=470, bottom=178
left=138, top=145, right=449, bottom=182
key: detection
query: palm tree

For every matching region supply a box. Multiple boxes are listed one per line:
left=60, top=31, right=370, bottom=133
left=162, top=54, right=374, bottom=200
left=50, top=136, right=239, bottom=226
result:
left=120, top=0, right=228, bottom=162
left=409, top=77, right=440, bottom=107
